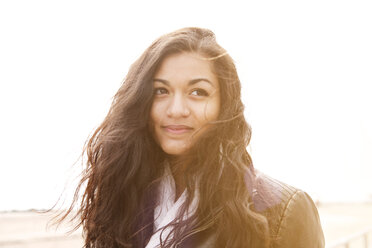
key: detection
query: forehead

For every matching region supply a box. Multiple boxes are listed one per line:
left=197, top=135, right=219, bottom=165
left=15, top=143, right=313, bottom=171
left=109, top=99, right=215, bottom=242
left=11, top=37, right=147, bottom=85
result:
left=154, top=52, right=218, bottom=84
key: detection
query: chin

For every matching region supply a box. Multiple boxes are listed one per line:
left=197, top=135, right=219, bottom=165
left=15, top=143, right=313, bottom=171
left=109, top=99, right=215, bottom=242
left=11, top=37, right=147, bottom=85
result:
left=161, top=142, right=190, bottom=156
left=162, top=147, right=187, bottom=156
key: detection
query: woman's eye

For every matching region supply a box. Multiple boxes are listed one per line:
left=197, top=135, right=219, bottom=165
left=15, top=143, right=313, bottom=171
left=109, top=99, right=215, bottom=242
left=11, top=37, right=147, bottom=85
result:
left=154, top=88, right=168, bottom=95
left=190, top=89, right=209, bottom=97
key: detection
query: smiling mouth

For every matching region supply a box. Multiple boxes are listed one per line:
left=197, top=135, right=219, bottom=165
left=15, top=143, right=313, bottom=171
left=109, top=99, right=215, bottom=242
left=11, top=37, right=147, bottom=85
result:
left=162, top=125, right=194, bottom=134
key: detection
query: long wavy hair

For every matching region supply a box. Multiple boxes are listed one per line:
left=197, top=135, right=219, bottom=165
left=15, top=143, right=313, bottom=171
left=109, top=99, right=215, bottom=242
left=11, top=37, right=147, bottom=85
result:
left=61, top=27, right=272, bottom=247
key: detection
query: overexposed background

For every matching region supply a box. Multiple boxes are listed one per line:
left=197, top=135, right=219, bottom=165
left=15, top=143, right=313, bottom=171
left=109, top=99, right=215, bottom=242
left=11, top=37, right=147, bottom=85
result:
left=0, top=0, right=371, bottom=211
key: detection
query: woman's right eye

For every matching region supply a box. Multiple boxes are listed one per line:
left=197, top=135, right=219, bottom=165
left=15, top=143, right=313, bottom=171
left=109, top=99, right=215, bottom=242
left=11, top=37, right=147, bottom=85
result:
left=154, top=87, right=168, bottom=95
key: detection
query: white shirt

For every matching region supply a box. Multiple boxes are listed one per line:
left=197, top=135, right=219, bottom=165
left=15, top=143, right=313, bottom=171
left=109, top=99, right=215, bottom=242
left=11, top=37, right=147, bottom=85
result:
left=145, top=166, right=198, bottom=248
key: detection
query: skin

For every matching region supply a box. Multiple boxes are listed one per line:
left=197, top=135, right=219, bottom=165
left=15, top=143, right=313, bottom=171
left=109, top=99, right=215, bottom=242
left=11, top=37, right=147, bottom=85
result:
left=150, top=52, right=221, bottom=198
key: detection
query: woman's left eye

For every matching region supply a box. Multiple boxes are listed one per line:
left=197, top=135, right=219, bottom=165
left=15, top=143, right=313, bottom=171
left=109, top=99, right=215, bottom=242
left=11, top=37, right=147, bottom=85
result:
left=190, top=89, right=209, bottom=97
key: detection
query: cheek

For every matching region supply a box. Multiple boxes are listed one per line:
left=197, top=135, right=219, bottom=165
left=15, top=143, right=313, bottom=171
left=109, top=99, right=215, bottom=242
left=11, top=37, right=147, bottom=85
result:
left=202, top=97, right=220, bottom=122
left=149, top=105, right=157, bottom=136
left=149, top=101, right=165, bottom=139
left=150, top=101, right=162, bottom=125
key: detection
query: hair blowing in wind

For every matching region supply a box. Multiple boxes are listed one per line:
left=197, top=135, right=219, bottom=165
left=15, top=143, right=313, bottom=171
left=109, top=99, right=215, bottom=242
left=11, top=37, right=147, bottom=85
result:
left=58, top=27, right=277, bottom=248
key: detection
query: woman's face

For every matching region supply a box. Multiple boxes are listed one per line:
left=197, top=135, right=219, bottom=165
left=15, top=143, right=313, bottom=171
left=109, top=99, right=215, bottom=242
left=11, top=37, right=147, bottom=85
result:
left=150, top=52, right=220, bottom=155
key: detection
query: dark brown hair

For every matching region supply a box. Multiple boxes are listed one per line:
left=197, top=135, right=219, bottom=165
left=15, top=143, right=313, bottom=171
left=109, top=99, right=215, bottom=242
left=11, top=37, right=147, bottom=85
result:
left=60, top=27, right=271, bottom=247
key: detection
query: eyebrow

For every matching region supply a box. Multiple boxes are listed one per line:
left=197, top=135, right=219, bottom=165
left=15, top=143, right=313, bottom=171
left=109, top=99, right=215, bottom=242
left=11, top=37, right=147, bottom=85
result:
left=153, top=78, right=216, bottom=87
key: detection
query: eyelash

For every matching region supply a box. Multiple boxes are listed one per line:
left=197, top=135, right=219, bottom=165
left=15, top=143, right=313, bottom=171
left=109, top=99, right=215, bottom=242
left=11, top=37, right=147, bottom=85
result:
left=153, top=87, right=210, bottom=97
left=154, top=87, right=168, bottom=95
left=190, top=89, right=209, bottom=96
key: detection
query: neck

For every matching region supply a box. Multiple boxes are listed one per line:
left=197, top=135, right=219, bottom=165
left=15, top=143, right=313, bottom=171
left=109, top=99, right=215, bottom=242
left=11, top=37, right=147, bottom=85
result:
left=167, top=155, right=187, bottom=201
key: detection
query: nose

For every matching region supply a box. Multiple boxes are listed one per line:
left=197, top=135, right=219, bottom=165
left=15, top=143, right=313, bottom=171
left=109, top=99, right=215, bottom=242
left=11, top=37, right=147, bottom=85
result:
left=166, top=93, right=190, bottom=118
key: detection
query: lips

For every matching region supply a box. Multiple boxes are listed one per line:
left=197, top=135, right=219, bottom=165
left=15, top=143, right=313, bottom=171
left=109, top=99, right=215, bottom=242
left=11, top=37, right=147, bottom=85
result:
left=162, top=125, right=193, bottom=134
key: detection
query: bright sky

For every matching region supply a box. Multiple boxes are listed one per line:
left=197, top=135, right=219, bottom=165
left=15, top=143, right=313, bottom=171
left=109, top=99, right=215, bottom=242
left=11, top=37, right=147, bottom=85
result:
left=0, top=0, right=371, bottom=211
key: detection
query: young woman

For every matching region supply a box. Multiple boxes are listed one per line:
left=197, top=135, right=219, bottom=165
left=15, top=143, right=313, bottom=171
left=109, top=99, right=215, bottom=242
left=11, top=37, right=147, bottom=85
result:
left=62, top=27, right=324, bottom=247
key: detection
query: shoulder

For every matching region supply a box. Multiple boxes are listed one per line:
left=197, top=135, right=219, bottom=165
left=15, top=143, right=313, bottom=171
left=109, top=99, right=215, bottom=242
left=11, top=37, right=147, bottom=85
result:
left=253, top=171, right=325, bottom=248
